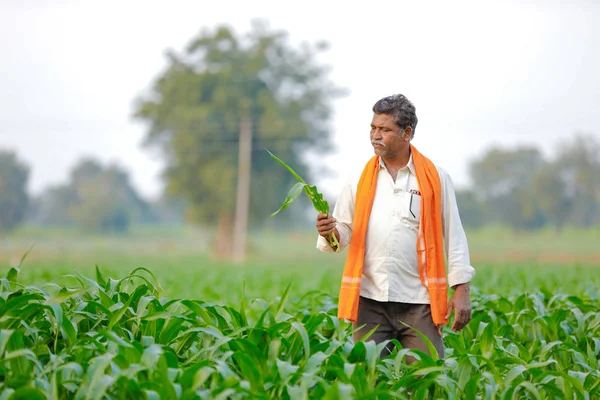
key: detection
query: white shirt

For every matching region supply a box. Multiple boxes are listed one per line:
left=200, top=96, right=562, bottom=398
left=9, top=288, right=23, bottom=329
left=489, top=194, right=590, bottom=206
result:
left=317, top=155, right=475, bottom=304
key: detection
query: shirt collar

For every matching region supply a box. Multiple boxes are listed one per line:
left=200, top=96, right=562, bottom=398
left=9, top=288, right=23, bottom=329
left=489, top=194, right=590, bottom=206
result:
left=378, top=153, right=416, bottom=175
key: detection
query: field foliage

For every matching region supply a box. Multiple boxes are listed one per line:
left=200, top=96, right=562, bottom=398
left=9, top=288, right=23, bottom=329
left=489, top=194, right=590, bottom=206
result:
left=0, top=227, right=598, bottom=398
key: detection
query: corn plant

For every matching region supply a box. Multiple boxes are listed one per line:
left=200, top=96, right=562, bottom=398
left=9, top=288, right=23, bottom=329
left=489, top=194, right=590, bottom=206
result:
left=266, top=149, right=340, bottom=250
left=0, top=267, right=599, bottom=399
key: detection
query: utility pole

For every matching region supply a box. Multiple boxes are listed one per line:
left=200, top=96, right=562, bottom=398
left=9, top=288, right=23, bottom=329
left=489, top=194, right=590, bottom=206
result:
left=233, top=117, right=252, bottom=263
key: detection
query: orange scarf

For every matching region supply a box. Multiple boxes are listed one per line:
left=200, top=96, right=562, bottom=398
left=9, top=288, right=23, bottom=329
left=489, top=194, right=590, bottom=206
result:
left=337, top=144, right=448, bottom=326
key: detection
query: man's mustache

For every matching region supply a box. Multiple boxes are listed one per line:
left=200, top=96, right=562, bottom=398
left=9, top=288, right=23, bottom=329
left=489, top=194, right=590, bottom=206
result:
left=371, top=140, right=386, bottom=147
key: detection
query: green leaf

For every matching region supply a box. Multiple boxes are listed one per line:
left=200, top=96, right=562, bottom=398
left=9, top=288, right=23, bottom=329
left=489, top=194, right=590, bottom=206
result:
left=95, top=265, right=106, bottom=288
left=0, top=329, right=15, bottom=356
left=17, top=244, right=35, bottom=270
left=322, top=381, right=355, bottom=400
left=270, top=182, right=307, bottom=218
left=45, top=288, right=86, bottom=305
left=107, top=284, right=148, bottom=330
left=516, top=381, right=542, bottom=400
left=7, top=387, right=46, bottom=400
left=274, top=282, right=292, bottom=320
left=504, top=364, right=526, bottom=386
left=411, top=366, right=450, bottom=376
left=266, top=149, right=306, bottom=183
left=128, top=267, right=165, bottom=297
left=306, top=185, right=329, bottom=214
left=400, top=320, right=439, bottom=361
left=61, top=313, right=78, bottom=345
left=232, top=351, right=262, bottom=391
left=291, top=321, right=311, bottom=362
left=75, top=353, right=115, bottom=400
left=6, top=268, right=19, bottom=290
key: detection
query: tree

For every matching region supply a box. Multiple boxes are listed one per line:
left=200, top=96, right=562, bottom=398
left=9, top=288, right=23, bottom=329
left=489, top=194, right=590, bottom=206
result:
left=530, top=164, right=572, bottom=232
left=29, top=185, right=79, bottom=227
left=133, top=21, right=344, bottom=257
left=454, top=189, right=488, bottom=229
left=552, top=134, right=600, bottom=227
left=468, top=146, right=546, bottom=230
left=33, top=158, right=153, bottom=233
left=0, top=150, right=30, bottom=233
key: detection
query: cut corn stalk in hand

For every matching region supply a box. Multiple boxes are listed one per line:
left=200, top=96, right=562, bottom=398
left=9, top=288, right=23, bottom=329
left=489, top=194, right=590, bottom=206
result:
left=266, top=149, right=340, bottom=250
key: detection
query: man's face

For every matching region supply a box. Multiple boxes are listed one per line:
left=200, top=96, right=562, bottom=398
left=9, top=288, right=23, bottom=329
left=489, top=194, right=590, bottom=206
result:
left=370, top=113, right=410, bottom=159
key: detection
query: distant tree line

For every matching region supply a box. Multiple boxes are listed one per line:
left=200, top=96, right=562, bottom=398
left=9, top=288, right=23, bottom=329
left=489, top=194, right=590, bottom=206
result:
left=0, top=151, right=185, bottom=235
left=0, top=133, right=598, bottom=235
left=455, top=134, right=600, bottom=231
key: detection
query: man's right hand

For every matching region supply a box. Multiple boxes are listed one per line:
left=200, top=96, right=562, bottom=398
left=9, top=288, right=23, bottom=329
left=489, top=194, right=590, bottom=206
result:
left=316, top=213, right=337, bottom=238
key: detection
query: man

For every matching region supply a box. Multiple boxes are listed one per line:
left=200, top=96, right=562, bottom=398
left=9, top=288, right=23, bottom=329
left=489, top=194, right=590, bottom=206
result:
left=316, top=94, right=475, bottom=359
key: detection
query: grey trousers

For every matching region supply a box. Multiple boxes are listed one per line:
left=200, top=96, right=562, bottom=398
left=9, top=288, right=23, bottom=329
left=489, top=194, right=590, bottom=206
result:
left=352, top=296, right=444, bottom=362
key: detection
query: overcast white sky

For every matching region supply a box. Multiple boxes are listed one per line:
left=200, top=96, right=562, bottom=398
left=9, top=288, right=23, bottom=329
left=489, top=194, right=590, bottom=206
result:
left=1, top=0, right=599, bottom=200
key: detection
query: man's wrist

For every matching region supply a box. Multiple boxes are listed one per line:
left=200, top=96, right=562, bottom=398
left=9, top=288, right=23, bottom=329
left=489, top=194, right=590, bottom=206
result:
left=452, top=283, right=470, bottom=292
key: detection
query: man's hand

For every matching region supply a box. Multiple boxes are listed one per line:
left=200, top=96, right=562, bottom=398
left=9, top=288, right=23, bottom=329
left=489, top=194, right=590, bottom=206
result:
left=316, top=214, right=339, bottom=243
left=445, top=283, right=471, bottom=332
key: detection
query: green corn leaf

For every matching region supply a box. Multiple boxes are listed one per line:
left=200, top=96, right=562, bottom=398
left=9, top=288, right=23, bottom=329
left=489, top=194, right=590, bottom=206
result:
left=274, top=282, right=292, bottom=320
left=588, top=312, right=600, bottom=331
left=6, top=387, right=46, bottom=400
left=45, top=288, right=86, bottom=305
left=270, top=182, right=307, bottom=218
left=349, top=364, right=369, bottom=396
left=411, top=366, right=450, bottom=376
left=0, top=329, right=15, bottom=356
left=266, top=149, right=330, bottom=215
left=232, top=351, right=262, bottom=391
left=239, top=281, right=248, bottom=328
left=504, top=364, right=526, bottom=386
left=61, top=312, right=78, bottom=346
left=107, top=284, right=148, bottom=330
left=179, top=360, right=213, bottom=390
left=266, top=149, right=339, bottom=249
left=515, top=381, right=542, bottom=400
left=16, top=244, right=35, bottom=270
left=141, top=343, right=163, bottom=369
left=6, top=268, right=19, bottom=291
left=322, top=382, right=355, bottom=400
left=158, top=316, right=187, bottom=344
left=306, top=185, right=329, bottom=215
left=291, top=321, right=311, bottom=363
left=265, top=149, right=306, bottom=183
left=95, top=265, right=106, bottom=288
left=399, top=320, right=440, bottom=361
left=100, top=330, right=134, bottom=348
left=128, top=267, right=165, bottom=297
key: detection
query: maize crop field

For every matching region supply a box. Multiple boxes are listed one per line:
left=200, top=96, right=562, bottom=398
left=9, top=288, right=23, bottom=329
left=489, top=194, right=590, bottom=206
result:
left=0, top=228, right=599, bottom=398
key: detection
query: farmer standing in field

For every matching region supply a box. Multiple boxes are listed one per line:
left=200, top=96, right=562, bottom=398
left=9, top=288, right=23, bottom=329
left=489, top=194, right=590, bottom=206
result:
left=315, top=94, right=475, bottom=359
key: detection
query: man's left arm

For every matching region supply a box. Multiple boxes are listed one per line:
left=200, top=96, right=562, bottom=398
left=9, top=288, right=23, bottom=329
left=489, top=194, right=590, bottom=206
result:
left=438, top=168, right=476, bottom=332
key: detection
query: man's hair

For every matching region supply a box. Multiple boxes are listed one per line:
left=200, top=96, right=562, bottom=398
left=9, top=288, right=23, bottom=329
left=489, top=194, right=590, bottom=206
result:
left=372, top=94, right=418, bottom=138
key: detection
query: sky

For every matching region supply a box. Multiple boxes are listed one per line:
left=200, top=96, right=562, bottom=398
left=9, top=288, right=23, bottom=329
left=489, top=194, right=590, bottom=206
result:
left=1, top=0, right=599, bottom=200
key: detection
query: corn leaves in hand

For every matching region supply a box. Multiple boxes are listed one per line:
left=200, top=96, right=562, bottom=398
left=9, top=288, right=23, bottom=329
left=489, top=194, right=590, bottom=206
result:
left=266, top=149, right=339, bottom=249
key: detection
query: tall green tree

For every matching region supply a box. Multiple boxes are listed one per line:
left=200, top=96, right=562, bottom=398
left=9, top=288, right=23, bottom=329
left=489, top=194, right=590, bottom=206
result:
left=0, top=150, right=30, bottom=233
left=133, top=21, right=343, bottom=255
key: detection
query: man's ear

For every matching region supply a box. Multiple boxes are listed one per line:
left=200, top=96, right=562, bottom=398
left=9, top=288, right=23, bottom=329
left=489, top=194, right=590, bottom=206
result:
left=404, top=126, right=413, bottom=141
